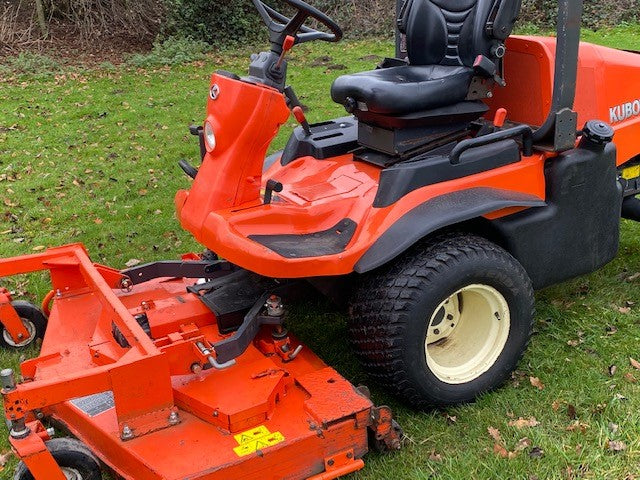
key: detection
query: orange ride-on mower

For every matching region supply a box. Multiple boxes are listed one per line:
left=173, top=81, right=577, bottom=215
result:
left=5, top=0, right=640, bottom=478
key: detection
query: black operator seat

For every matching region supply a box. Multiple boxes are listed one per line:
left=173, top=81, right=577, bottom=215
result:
left=331, top=0, right=522, bottom=124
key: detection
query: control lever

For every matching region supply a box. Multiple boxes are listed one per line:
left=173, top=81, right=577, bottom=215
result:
left=493, top=108, right=508, bottom=129
left=275, top=35, right=296, bottom=70
left=292, top=106, right=312, bottom=136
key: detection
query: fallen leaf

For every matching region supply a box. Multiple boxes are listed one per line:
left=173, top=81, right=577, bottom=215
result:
left=488, top=426, right=502, bottom=443
left=607, top=440, right=627, bottom=453
left=529, top=446, right=545, bottom=458
left=514, top=437, right=532, bottom=452
left=624, top=372, right=637, bottom=383
left=630, top=358, right=640, bottom=370
left=493, top=442, right=509, bottom=458
left=566, top=421, right=589, bottom=433
left=552, top=400, right=562, bottom=412
left=125, top=259, right=141, bottom=267
left=508, top=417, right=540, bottom=429
left=618, top=306, right=631, bottom=314
left=31, top=245, right=45, bottom=252
left=567, top=404, right=577, bottom=420
left=609, top=365, right=618, bottom=376
left=608, top=422, right=619, bottom=434
left=606, top=325, right=618, bottom=335
left=0, top=450, right=12, bottom=466
left=429, top=451, right=442, bottom=462
left=530, top=376, right=545, bottom=390
left=94, top=218, right=103, bottom=224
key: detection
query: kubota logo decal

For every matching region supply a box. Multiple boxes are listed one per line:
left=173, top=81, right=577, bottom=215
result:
left=610, top=100, right=640, bottom=124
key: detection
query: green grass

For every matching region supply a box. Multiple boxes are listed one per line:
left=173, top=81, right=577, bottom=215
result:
left=2, top=27, right=640, bottom=479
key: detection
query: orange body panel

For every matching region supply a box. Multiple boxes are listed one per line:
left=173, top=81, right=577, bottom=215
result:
left=175, top=75, right=547, bottom=278
left=489, top=36, right=640, bottom=166
left=2, top=245, right=373, bottom=480
left=175, top=37, right=640, bottom=280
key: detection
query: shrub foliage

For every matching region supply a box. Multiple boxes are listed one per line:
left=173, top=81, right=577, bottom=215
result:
left=2, top=0, right=639, bottom=49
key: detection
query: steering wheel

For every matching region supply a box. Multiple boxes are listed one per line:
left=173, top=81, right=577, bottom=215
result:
left=251, top=0, right=343, bottom=50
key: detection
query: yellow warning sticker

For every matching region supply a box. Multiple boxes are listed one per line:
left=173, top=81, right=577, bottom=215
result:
left=623, top=165, right=640, bottom=180
left=233, top=425, right=285, bottom=457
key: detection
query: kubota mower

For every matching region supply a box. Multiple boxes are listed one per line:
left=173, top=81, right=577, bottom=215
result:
left=4, top=0, right=640, bottom=478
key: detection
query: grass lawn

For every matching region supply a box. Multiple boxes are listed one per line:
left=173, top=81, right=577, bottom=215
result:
left=2, top=25, right=640, bottom=479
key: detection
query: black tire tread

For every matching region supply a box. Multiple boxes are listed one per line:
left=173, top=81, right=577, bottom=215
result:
left=0, top=301, right=48, bottom=349
left=349, top=233, right=535, bottom=408
left=14, top=437, right=101, bottom=480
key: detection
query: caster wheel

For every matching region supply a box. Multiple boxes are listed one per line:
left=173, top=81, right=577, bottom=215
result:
left=14, top=438, right=101, bottom=480
left=349, top=233, right=535, bottom=407
left=0, top=301, right=48, bottom=349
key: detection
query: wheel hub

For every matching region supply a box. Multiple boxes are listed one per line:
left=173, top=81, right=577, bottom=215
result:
left=62, top=467, right=83, bottom=480
left=424, top=284, right=510, bottom=385
left=2, top=318, right=36, bottom=347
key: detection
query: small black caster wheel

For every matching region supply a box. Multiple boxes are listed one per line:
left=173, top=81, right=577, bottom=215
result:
left=0, top=301, right=48, bottom=349
left=14, top=438, right=102, bottom=480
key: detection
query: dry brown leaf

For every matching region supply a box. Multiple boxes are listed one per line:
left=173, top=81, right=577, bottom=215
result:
left=488, top=426, right=502, bottom=443
left=493, top=442, right=509, bottom=458
left=514, top=437, right=532, bottom=452
left=31, top=245, right=45, bottom=252
left=429, top=451, right=443, bottom=462
left=607, top=440, right=627, bottom=453
left=630, top=358, right=640, bottom=370
left=566, top=421, right=589, bottom=433
left=125, top=258, right=141, bottom=267
left=552, top=400, right=563, bottom=412
left=618, top=306, right=631, bottom=314
left=94, top=218, right=103, bottom=224
left=508, top=417, right=540, bottom=429
left=0, top=450, right=12, bottom=467
left=530, top=376, right=545, bottom=390
left=624, top=372, right=637, bottom=383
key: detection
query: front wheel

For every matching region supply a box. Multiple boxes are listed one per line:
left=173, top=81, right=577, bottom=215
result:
left=14, top=438, right=102, bottom=480
left=349, top=234, right=535, bottom=407
left=0, top=301, right=48, bottom=349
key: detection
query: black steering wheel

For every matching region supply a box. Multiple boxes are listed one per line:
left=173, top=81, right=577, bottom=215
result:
left=251, top=0, right=343, bottom=51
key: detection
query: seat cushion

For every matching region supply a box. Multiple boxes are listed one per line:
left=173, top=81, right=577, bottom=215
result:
left=331, top=65, right=474, bottom=116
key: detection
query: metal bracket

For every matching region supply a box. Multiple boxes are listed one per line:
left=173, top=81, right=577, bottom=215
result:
left=213, top=293, right=284, bottom=364
left=121, top=260, right=235, bottom=285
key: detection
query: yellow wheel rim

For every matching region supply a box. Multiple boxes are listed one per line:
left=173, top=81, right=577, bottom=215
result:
left=425, top=284, right=510, bottom=384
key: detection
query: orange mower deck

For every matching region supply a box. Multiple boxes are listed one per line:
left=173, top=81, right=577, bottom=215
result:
left=1, top=244, right=398, bottom=479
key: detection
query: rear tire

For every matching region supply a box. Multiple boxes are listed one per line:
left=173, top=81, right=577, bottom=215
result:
left=14, top=438, right=101, bottom=480
left=0, top=301, right=47, bottom=349
left=349, top=234, right=535, bottom=407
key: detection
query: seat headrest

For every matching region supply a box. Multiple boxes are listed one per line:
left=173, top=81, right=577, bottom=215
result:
left=398, top=0, right=522, bottom=67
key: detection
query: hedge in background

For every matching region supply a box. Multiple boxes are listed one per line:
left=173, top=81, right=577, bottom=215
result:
left=162, top=0, right=639, bottom=48
left=3, top=0, right=640, bottom=50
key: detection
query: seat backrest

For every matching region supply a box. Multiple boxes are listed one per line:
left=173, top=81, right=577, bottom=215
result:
left=399, top=0, right=521, bottom=67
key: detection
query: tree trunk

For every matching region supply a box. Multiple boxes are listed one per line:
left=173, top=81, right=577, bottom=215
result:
left=34, top=0, right=48, bottom=39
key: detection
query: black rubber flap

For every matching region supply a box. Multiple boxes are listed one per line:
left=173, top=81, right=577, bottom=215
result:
left=249, top=219, right=357, bottom=258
